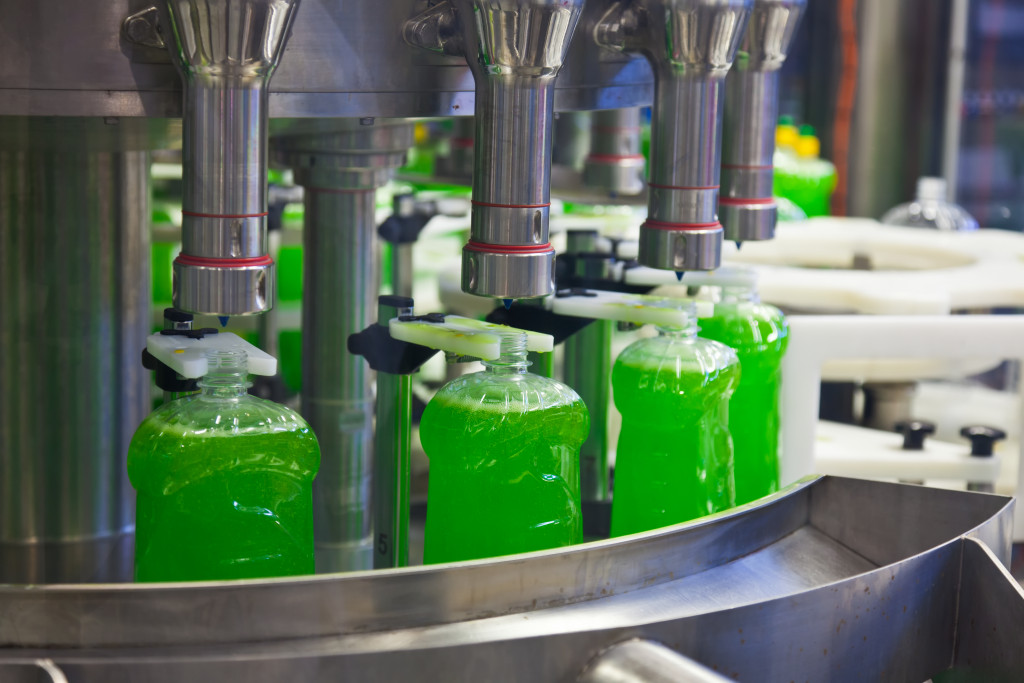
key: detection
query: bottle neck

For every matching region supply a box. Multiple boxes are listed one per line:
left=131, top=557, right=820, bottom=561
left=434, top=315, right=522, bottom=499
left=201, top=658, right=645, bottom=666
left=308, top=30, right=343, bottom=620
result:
left=656, top=318, right=698, bottom=339
left=198, top=349, right=252, bottom=398
left=482, top=333, right=531, bottom=375
left=719, top=285, right=758, bottom=304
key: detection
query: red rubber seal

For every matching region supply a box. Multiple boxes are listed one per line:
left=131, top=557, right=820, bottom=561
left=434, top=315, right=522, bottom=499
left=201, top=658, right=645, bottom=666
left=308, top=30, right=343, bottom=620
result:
left=451, top=138, right=474, bottom=149
left=647, top=182, right=719, bottom=191
left=464, top=241, right=553, bottom=255
left=718, top=197, right=776, bottom=206
left=174, top=254, right=274, bottom=268
left=642, top=219, right=722, bottom=231
left=181, top=210, right=268, bottom=219
left=471, top=200, right=551, bottom=209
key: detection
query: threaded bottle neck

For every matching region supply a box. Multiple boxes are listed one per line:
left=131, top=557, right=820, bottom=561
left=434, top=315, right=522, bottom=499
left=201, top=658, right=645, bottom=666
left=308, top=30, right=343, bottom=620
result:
left=483, top=332, right=531, bottom=375
left=656, top=301, right=698, bottom=338
left=720, top=284, right=758, bottom=304
left=198, top=349, right=252, bottom=398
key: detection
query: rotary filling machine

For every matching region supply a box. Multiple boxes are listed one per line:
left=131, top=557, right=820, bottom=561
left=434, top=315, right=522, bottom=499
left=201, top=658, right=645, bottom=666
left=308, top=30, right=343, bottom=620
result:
left=2, top=1, right=1023, bottom=681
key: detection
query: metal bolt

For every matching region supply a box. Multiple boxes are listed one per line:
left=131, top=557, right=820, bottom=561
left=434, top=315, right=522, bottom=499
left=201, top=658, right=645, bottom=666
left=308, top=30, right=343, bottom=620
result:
left=122, top=7, right=166, bottom=49
left=360, top=117, right=375, bottom=126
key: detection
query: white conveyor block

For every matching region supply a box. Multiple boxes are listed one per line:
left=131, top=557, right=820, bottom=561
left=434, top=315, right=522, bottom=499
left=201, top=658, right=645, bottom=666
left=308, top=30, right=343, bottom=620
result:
left=780, top=314, right=1024, bottom=541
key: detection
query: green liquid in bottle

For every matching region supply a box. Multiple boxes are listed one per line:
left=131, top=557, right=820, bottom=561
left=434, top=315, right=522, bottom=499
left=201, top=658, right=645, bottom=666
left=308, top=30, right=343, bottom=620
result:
left=611, top=313, right=740, bottom=537
left=420, top=334, right=588, bottom=563
left=128, top=350, right=320, bottom=582
left=697, top=290, right=789, bottom=505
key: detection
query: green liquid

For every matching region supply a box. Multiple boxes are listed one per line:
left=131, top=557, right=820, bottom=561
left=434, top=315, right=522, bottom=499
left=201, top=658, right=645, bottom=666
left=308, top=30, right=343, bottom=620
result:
left=611, top=335, right=740, bottom=536
left=698, top=302, right=788, bottom=505
left=420, top=394, right=588, bottom=563
left=128, top=398, right=319, bottom=582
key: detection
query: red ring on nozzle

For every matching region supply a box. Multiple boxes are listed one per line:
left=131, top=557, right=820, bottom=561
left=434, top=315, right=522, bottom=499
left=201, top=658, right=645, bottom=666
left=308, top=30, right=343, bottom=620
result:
left=464, top=240, right=554, bottom=255
left=174, top=254, right=274, bottom=268
left=718, top=197, right=776, bottom=206
left=642, top=219, right=722, bottom=231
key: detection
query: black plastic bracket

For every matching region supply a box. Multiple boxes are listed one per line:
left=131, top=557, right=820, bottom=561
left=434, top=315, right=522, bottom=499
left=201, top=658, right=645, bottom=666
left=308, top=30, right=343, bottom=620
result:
left=348, top=320, right=440, bottom=375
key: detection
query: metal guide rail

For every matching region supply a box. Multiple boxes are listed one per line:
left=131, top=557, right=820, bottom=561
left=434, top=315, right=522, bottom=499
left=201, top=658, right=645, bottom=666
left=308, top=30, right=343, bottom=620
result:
left=0, top=476, right=1020, bottom=682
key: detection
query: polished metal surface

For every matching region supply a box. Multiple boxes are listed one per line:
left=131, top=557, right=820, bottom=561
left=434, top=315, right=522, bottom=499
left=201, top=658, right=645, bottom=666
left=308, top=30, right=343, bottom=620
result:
left=579, top=640, right=732, bottom=682
left=434, top=116, right=475, bottom=183
left=0, top=137, right=150, bottom=583
left=0, top=1, right=651, bottom=119
left=597, top=0, right=750, bottom=271
left=373, top=298, right=414, bottom=570
left=564, top=230, right=613, bottom=502
left=553, top=111, right=593, bottom=171
left=583, top=108, right=646, bottom=196
left=462, top=246, right=557, bottom=300
left=407, top=0, right=583, bottom=299
left=638, top=224, right=722, bottom=271
left=274, top=121, right=413, bottom=573
left=166, top=0, right=298, bottom=316
left=720, top=0, right=805, bottom=243
left=0, top=478, right=1017, bottom=682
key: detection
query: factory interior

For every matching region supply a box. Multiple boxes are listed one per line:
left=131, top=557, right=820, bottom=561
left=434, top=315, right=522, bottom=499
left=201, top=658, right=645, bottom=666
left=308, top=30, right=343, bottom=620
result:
left=4, top=0, right=1024, bottom=680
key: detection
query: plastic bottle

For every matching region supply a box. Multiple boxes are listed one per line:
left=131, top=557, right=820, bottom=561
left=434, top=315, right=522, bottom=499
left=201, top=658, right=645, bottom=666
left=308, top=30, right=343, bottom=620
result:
left=879, top=176, right=979, bottom=232
left=610, top=304, right=741, bottom=536
left=774, top=125, right=837, bottom=218
left=128, top=349, right=320, bottom=582
left=420, top=332, right=589, bottom=563
left=696, top=282, right=789, bottom=505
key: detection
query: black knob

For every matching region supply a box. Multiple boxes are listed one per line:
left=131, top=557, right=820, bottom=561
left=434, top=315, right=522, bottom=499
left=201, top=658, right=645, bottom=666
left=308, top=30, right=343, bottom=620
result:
left=960, top=425, right=1007, bottom=457
left=895, top=420, right=936, bottom=451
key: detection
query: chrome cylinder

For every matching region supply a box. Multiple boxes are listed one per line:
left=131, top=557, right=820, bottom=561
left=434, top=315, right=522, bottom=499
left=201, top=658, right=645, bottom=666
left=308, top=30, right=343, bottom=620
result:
left=448, top=0, right=584, bottom=300
left=583, top=108, right=646, bottom=196
left=0, top=132, right=150, bottom=583
left=720, top=0, right=806, bottom=243
left=597, top=0, right=751, bottom=272
left=164, top=0, right=299, bottom=316
left=274, top=121, right=413, bottom=572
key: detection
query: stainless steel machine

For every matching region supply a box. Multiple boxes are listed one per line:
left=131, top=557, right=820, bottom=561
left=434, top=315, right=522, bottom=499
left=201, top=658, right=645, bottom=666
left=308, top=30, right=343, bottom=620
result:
left=3, top=0, right=1022, bottom=680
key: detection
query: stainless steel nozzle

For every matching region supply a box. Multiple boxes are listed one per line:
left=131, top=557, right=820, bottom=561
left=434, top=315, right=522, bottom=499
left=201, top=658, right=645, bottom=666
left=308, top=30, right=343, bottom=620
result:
left=164, top=0, right=300, bottom=316
left=720, top=0, right=806, bottom=243
left=597, top=0, right=753, bottom=272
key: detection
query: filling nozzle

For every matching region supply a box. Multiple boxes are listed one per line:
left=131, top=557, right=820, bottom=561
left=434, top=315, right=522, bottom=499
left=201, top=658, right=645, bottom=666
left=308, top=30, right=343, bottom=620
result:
left=583, top=108, right=646, bottom=197
left=405, top=0, right=585, bottom=300
left=162, top=0, right=300, bottom=316
left=596, top=0, right=752, bottom=272
left=720, top=0, right=806, bottom=244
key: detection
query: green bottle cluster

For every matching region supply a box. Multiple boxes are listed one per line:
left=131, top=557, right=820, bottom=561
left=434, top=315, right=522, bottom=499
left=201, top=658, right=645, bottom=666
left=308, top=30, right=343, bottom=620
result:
left=610, top=304, right=741, bottom=536
left=774, top=121, right=837, bottom=218
left=420, top=333, right=589, bottom=563
left=128, top=349, right=320, bottom=582
left=697, top=285, right=789, bottom=505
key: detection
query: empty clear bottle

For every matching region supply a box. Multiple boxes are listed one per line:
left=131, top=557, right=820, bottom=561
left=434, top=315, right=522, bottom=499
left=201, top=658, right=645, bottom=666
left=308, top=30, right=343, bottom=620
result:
left=697, top=284, right=789, bottom=505
left=611, top=304, right=741, bottom=536
left=420, top=332, right=589, bottom=563
left=880, top=176, right=979, bottom=232
left=128, top=349, right=320, bottom=582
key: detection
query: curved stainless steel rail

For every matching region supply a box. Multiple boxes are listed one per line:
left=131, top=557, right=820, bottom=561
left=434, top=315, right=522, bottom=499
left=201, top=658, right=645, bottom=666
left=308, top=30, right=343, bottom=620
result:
left=0, top=476, right=1019, bottom=681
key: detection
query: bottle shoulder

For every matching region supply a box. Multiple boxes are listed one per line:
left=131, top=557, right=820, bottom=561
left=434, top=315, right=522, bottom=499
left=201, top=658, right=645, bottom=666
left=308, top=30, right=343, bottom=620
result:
left=698, top=304, right=789, bottom=354
left=143, top=393, right=313, bottom=436
left=431, top=369, right=585, bottom=412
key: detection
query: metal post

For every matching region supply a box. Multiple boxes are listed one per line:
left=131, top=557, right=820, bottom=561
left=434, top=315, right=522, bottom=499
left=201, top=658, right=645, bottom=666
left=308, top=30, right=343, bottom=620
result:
left=0, top=123, right=151, bottom=583
left=273, top=121, right=413, bottom=572
left=373, top=296, right=414, bottom=569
